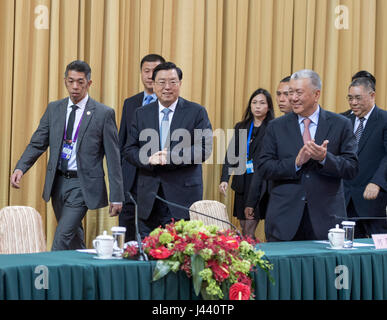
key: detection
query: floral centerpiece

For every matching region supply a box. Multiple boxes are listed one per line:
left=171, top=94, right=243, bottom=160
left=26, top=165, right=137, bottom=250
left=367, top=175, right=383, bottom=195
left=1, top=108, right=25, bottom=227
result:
left=123, top=220, right=273, bottom=300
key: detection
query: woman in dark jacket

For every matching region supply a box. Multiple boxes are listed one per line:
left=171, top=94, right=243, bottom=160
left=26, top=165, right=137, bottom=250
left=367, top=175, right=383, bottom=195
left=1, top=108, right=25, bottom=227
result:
left=219, top=88, right=274, bottom=238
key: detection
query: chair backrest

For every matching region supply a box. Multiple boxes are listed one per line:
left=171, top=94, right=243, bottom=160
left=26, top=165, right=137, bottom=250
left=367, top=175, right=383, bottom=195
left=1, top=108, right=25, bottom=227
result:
left=0, top=206, right=46, bottom=254
left=189, top=200, right=231, bottom=231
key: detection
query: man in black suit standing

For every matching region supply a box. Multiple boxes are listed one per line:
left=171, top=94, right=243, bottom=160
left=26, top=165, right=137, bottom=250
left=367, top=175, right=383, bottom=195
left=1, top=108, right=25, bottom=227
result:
left=124, top=62, right=212, bottom=238
left=258, top=69, right=358, bottom=241
left=119, top=54, right=165, bottom=241
left=344, top=77, right=387, bottom=237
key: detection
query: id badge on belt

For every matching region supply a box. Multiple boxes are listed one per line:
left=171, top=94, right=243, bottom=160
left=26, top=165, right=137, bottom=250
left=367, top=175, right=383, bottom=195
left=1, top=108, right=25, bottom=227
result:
left=246, top=159, right=254, bottom=174
left=61, top=143, right=73, bottom=160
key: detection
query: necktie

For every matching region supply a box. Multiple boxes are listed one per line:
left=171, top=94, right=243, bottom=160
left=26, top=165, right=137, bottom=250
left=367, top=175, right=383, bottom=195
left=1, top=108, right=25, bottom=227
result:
left=355, top=117, right=365, bottom=144
left=61, top=105, right=78, bottom=172
left=143, top=95, right=153, bottom=105
left=303, top=118, right=312, bottom=144
left=160, top=108, right=172, bottom=149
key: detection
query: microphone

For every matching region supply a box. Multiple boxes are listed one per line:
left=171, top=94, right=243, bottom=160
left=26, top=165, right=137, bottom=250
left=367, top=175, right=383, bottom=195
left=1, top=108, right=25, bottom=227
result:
left=153, top=193, right=242, bottom=237
left=126, top=192, right=148, bottom=261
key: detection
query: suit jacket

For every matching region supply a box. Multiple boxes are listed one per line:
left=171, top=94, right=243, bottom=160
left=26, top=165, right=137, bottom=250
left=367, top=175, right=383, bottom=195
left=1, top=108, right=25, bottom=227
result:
left=123, top=97, right=213, bottom=220
left=15, top=97, right=125, bottom=209
left=344, top=106, right=387, bottom=217
left=258, top=108, right=358, bottom=240
left=119, top=92, right=144, bottom=195
left=220, top=120, right=270, bottom=218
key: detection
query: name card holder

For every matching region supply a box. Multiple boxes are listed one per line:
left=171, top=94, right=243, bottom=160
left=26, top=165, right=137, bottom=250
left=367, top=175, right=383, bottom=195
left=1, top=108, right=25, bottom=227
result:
left=371, top=234, right=387, bottom=249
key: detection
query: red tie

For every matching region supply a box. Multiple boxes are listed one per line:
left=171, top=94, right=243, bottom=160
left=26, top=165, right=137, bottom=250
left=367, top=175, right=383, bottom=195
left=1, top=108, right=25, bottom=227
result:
left=303, top=118, right=311, bottom=144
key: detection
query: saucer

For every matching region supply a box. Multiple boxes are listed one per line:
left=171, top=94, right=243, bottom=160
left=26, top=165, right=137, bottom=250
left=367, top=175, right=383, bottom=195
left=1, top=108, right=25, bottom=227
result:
left=326, top=246, right=357, bottom=250
left=93, top=255, right=115, bottom=260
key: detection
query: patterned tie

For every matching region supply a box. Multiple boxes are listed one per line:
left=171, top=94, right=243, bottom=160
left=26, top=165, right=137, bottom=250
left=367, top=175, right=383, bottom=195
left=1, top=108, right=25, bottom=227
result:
left=143, top=95, right=153, bottom=106
left=160, top=108, right=172, bottom=149
left=303, top=118, right=312, bottom=144
left=355, top=117, right=365, bottom=144
left=61, top=105, right=78, bottom=172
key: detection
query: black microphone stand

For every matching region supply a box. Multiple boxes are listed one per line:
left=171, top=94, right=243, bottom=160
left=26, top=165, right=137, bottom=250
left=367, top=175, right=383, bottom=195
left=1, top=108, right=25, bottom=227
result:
left=153, top=193, right=242, bottom=237
left=127, top=192, right=148, bottom=261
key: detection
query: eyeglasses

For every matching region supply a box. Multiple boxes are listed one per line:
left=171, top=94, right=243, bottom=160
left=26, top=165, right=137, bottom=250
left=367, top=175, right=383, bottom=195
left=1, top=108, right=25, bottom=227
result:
left=154, top=80, right=180, bottom=87
left=346, top=95, right=365, bottom=103
left=288, top=90, right=304, bottom=98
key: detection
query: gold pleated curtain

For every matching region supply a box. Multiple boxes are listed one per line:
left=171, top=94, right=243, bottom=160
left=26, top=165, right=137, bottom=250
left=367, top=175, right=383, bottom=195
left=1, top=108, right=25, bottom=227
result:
left=1, top=0, right=386, bottom=248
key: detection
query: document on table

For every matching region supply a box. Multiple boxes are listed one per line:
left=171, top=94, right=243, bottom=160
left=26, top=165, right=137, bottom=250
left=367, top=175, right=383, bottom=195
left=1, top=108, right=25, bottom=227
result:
left=314, top=240, right=374, bottom=247
left=76, top=249, right=97, bottom=254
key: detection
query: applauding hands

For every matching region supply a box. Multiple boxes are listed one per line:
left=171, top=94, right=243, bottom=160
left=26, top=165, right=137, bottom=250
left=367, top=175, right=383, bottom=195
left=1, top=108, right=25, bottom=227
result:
left=296, top=139, right=329, bottom=167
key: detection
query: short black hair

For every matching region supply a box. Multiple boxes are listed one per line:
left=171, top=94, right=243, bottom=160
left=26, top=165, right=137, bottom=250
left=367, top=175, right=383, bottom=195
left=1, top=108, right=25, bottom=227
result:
left=152, top=62, right=183, bottom=81
left=140, top=54, right=165, bottom=70
left=280, top=76, right=291, bottom=83
left=349, top=77, right=375, bottom=93
left=65, top=60, right=91, bottom=81
left=351, top=70, right=375, bottom=91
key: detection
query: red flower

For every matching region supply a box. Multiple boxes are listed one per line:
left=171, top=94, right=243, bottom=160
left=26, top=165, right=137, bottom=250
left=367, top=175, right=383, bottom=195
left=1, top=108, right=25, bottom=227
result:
left=149, top=246, right=173, bottom=259
left=198, top=232, right=209, bottom=240
left=207, top=260, right=230, bottom=282
left=181, top=255, right=192, bottom=277
left=229, top=282, right=251, bottom=300
left=236, top=272, right=252, bottom=287
left=124, top=244, right=138, bottom=257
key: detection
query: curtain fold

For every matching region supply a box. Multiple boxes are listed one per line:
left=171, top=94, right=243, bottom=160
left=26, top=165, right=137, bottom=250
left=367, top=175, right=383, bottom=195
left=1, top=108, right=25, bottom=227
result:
left=2, top=0, right=386, bottom=247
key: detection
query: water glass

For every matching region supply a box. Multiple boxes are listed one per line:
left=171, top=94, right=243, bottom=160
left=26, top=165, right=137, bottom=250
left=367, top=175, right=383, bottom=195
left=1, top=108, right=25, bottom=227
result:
left=111, top=226, right=126, bottom=257
left=342, top=221, right=356, bottom=248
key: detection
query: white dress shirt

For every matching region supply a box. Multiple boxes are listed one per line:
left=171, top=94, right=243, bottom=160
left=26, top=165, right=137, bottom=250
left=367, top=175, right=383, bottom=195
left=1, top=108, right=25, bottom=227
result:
left=158, top=99, right=178, bottom=130
left=63, top=94, right=88, bottom=171
left=353, top=105, right=375, bottom=133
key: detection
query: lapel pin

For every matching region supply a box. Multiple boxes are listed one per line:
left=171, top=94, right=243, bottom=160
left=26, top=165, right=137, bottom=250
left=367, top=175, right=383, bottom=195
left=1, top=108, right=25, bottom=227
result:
left=87, top=111, right=91, bottom=115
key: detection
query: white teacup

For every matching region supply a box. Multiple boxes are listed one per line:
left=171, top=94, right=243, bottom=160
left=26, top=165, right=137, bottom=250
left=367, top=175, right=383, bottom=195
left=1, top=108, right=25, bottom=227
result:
left=93, top=231, right=114, bottom=258
left=328, top=224, right=345, bottom=249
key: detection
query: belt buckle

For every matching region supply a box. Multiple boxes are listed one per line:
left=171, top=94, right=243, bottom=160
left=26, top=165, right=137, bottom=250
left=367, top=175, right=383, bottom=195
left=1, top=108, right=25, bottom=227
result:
left=64, top=171, right=71, bottom=179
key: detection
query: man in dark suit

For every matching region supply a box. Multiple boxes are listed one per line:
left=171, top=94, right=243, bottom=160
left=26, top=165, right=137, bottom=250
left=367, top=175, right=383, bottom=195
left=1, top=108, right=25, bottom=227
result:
left=341, top=70, right=376, bottom=117
left=344, top=77, right=387, bottom=237
left=258, top=69, right=358, bottom=241
left=10, top=60, right=124, bottom=250
left=124, top=62, right=212, bottom=237
left=119, top=54, right=165, bottom=241
left=276, top=76, right=292, bottom=114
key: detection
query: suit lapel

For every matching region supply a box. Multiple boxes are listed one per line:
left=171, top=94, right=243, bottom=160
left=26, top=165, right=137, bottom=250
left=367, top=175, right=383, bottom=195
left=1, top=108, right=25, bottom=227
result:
left=169, top=97, right=186, bottom=133
left=289, top=112, right=304, bottom=152
left=76, top=97, right=96, bottom=151
left=53, top=99, right=68, bottom=149
left=314, top=107, right=331, bottom=145
left=357, top=106, right=378, bottom=153
left=249, top=121, right=266, bottom=156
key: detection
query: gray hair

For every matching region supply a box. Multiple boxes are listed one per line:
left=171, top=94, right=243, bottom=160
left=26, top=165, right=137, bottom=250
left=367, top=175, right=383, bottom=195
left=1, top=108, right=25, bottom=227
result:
left=291, top=69, right=322, bottom=90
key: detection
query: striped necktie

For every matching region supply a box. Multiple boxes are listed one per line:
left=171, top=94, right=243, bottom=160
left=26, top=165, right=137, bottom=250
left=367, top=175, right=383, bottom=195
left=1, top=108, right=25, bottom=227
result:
left=143, top=95, right=153, bottom=106
left=355, top=117, right=365, bottom=144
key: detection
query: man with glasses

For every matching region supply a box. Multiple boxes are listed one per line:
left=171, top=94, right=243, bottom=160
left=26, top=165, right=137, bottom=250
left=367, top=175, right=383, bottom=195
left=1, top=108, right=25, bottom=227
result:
left=257, top=69, right=358, bottom=241
left=118, top=54, right=165, bottom=241
left=123, top=62, right=212, bottom=238
left=344, top=77, right=387, bottom=237
left=341, top=70, right=376, bottom=117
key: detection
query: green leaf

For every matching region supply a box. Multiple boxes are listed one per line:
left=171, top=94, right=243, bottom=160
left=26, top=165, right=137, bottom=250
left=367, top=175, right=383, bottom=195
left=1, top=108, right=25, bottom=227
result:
left=152, top=260, right=171, bottom=281
left=191, top=254, right=205, bottom=296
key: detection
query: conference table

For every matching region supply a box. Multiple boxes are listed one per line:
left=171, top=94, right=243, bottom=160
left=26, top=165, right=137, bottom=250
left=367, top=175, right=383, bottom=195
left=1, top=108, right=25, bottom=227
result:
left=0, top=238, right=385, bottom=300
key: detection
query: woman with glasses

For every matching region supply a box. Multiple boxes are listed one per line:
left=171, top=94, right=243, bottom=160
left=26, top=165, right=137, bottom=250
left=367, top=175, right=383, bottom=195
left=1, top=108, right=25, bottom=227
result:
left=219, top=88, right=274, bottom=239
